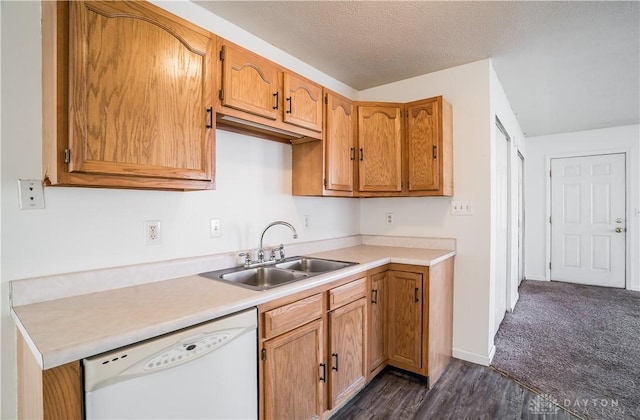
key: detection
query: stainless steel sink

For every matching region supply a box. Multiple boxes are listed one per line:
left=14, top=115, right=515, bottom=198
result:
left=200, top=257, right=357, bottom=291
left=275, top=257, right=353, bottom=273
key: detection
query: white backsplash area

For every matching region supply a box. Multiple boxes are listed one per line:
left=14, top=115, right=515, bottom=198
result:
left=10, top=235, right=454, bottom=307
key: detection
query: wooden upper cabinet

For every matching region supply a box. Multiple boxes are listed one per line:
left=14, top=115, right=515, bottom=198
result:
left=216, top=41, right=323, bottom=142
left=219, top=44, right=278, bottom=120
left=283, top=73, right=323, bottom=132
left=43, top=1, right=216, bottom=190
left=357, top=104, right=403, bottom=193
left=406, top=96, right=453, bottom=196
left=325, top=92, right=355, bottom=193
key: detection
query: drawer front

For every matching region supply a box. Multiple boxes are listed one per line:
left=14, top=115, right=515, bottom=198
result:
left=329, top=277, right=366, bottom=310
left=263, top=293, right=323, bottom=339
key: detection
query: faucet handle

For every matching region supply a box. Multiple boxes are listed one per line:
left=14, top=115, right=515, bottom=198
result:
left=277, top=244, right=286, bottom=260
left=238, top=252, right=252, bottom=267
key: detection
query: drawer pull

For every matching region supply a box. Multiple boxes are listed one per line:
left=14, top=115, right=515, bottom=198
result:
left=319, top=363, right=326, bottom=382
left=332, top=353, right=339, bottom=372
left=372, top=289, right=378, bottom=304
left=273, top=92, right=279, bottom=110
left=414, top=287, right=420, bottom=303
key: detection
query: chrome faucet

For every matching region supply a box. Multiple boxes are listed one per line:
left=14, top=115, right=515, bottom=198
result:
left=258, top=221, right=298, bottom=263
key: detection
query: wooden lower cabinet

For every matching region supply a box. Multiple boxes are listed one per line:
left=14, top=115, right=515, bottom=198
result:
left=263, top=319, right=325, bottom=420
left=329, top=298, right=366, bottom=408
left=387, top=270, right=424, bottom=371
left=367, top=271, right=387, bottom=375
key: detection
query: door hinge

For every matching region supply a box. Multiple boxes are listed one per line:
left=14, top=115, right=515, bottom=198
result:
left=549, top=262, right=552, bottom=269
left=64, top=148, right=71, bottom=163
left=261, top=348, right=266, bottom=361
left=219, top=48, right=225, bottom=61
left=549, top=170, right=552, bottom=177
left=219, top=89, right=224, bottom=100
left=549, top=216, right=551, bottom=224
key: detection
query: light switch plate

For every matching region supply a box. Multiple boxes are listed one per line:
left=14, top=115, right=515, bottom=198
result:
left=18, top=179, right=45, bottom=210
left=210, top=219, right=221, bottom=238
left=451, top=200, right=472, bottom=215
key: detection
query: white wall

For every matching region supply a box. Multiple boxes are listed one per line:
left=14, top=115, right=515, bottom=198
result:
left=358, top=60, right=497, bottom=364
left=525, top=125, right=640, bottom=291
left=0, top=2, right=359, bottom=417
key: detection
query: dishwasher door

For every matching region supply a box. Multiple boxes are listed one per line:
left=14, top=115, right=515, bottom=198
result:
left=83, top=308, right=257, bottom=419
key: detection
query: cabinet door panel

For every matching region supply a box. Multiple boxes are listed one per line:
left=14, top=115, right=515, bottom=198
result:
left=357, top=105, right=402, bottom=192
left=387, top=271, right=423, bottom=370
left=263, top=319, right=324, bottom=420
left=221, top=45, right=279, bottom=120
left=407, top=99, right=440, bottom=191
left=283, top=73, right=323, bottom=132
left=368, top=272, right=386, bottom=373
left=325, top=92, right=355, bottom=192
left=69, top=1, right=214, bottom=181
left=329, top=298, right=366, bottom=408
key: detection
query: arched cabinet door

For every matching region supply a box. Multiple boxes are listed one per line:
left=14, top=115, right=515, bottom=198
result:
left=44, top=1, right=216, bottom=190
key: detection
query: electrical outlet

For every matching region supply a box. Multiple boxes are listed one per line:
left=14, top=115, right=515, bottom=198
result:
left=18, top=179, right=45, bottom=210
left=144, top=220, right=161, bottom=245
left=451, top=201, right=473, bottom=215
left=210, top=219, right=221, bottom=238
left=303, top=215, right=311, bottom=230
left=385, top=213, right=394, bottom=225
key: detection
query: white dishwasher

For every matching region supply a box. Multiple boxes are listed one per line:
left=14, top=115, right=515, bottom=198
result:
left=83, top=308, right=257, bottom=419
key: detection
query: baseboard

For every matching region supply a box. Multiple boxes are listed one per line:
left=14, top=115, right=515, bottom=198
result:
left=452, top=346, right=495, bottom=366
left=509, top=292, right=520, bottom=312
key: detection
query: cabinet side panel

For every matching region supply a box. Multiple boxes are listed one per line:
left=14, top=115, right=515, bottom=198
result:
left=17, top=330, right=44, bottom=419
left=292, top=141, right=324, bottom=196
left=427, top=257, right=454, bottom=386
left=42, top=1, right=69, bottom=185
left=43, top=361, right=82, bottom=420
left=441, top=98, right=454, bottom=196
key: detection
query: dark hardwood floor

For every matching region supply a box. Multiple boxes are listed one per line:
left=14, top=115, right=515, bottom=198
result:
left=331, top=359, right=580, bottom=420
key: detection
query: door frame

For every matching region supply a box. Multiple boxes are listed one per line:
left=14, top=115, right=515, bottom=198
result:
left=545, top=149, right=631, bottom=289
left=494, top=117, right=511, bottom=325
left=517, top=150, right=525, bottom=287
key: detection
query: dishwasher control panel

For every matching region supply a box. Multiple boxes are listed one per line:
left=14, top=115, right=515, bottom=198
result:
left=145, top=332, right=232, bottom=370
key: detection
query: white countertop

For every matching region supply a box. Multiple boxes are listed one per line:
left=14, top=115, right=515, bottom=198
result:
left=12, top=245, right=455, bottom=370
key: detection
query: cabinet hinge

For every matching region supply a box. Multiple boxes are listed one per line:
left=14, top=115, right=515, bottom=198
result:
left=219, top=48, right=225, bottom=61
left=323, top=178, right=327, bottom=187
left=64, top=148, right=71, bottom=163
left=324, top=95, right=328, bottom=105
left=261, top=348, right=266, bottom=361
left=219, top=89, right=224, bottom=100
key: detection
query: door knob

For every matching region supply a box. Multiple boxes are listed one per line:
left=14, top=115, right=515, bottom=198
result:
left=615, top=227, right=624, bottom=233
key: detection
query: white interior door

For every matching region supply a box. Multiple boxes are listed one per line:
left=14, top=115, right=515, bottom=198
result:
left=494, top=123, right=509, bottom=331
left=550, top=153, right=626, bottom=287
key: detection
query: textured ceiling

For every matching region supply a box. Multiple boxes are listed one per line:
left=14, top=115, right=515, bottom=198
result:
left=195, top=1, right=640, bottom=137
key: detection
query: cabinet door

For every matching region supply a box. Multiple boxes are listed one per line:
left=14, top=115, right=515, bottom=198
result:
left=220, top=44, right=279, bottom=120
left=283, top=73, right=323, bottom=132
left=357, top=105, right=403, bottom=192
left=406, top=98, right=440, bottom=191
left=368, top=272, right=386, bottom=373
left=329, top=298, right=366, bottom=409
left=387, top=270, right=423, bottom=370
left=263, top=319, right=324, bottom=420
left=68, top=1, right=215, bottom=183
left=325, top=92, right=355, bottom=192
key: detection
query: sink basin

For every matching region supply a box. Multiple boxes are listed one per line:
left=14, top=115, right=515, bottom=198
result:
left=220, top=267, right=309, bottom=290
left=199, top=256, right=357, bottom=290
left=275, top=257, right=353, bottom=273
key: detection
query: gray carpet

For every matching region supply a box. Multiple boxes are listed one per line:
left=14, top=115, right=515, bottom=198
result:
left=492, top=280, right=640, bottom=420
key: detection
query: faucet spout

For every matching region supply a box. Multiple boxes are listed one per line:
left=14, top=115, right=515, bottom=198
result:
left=258, top=221, right=298, bottom=262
